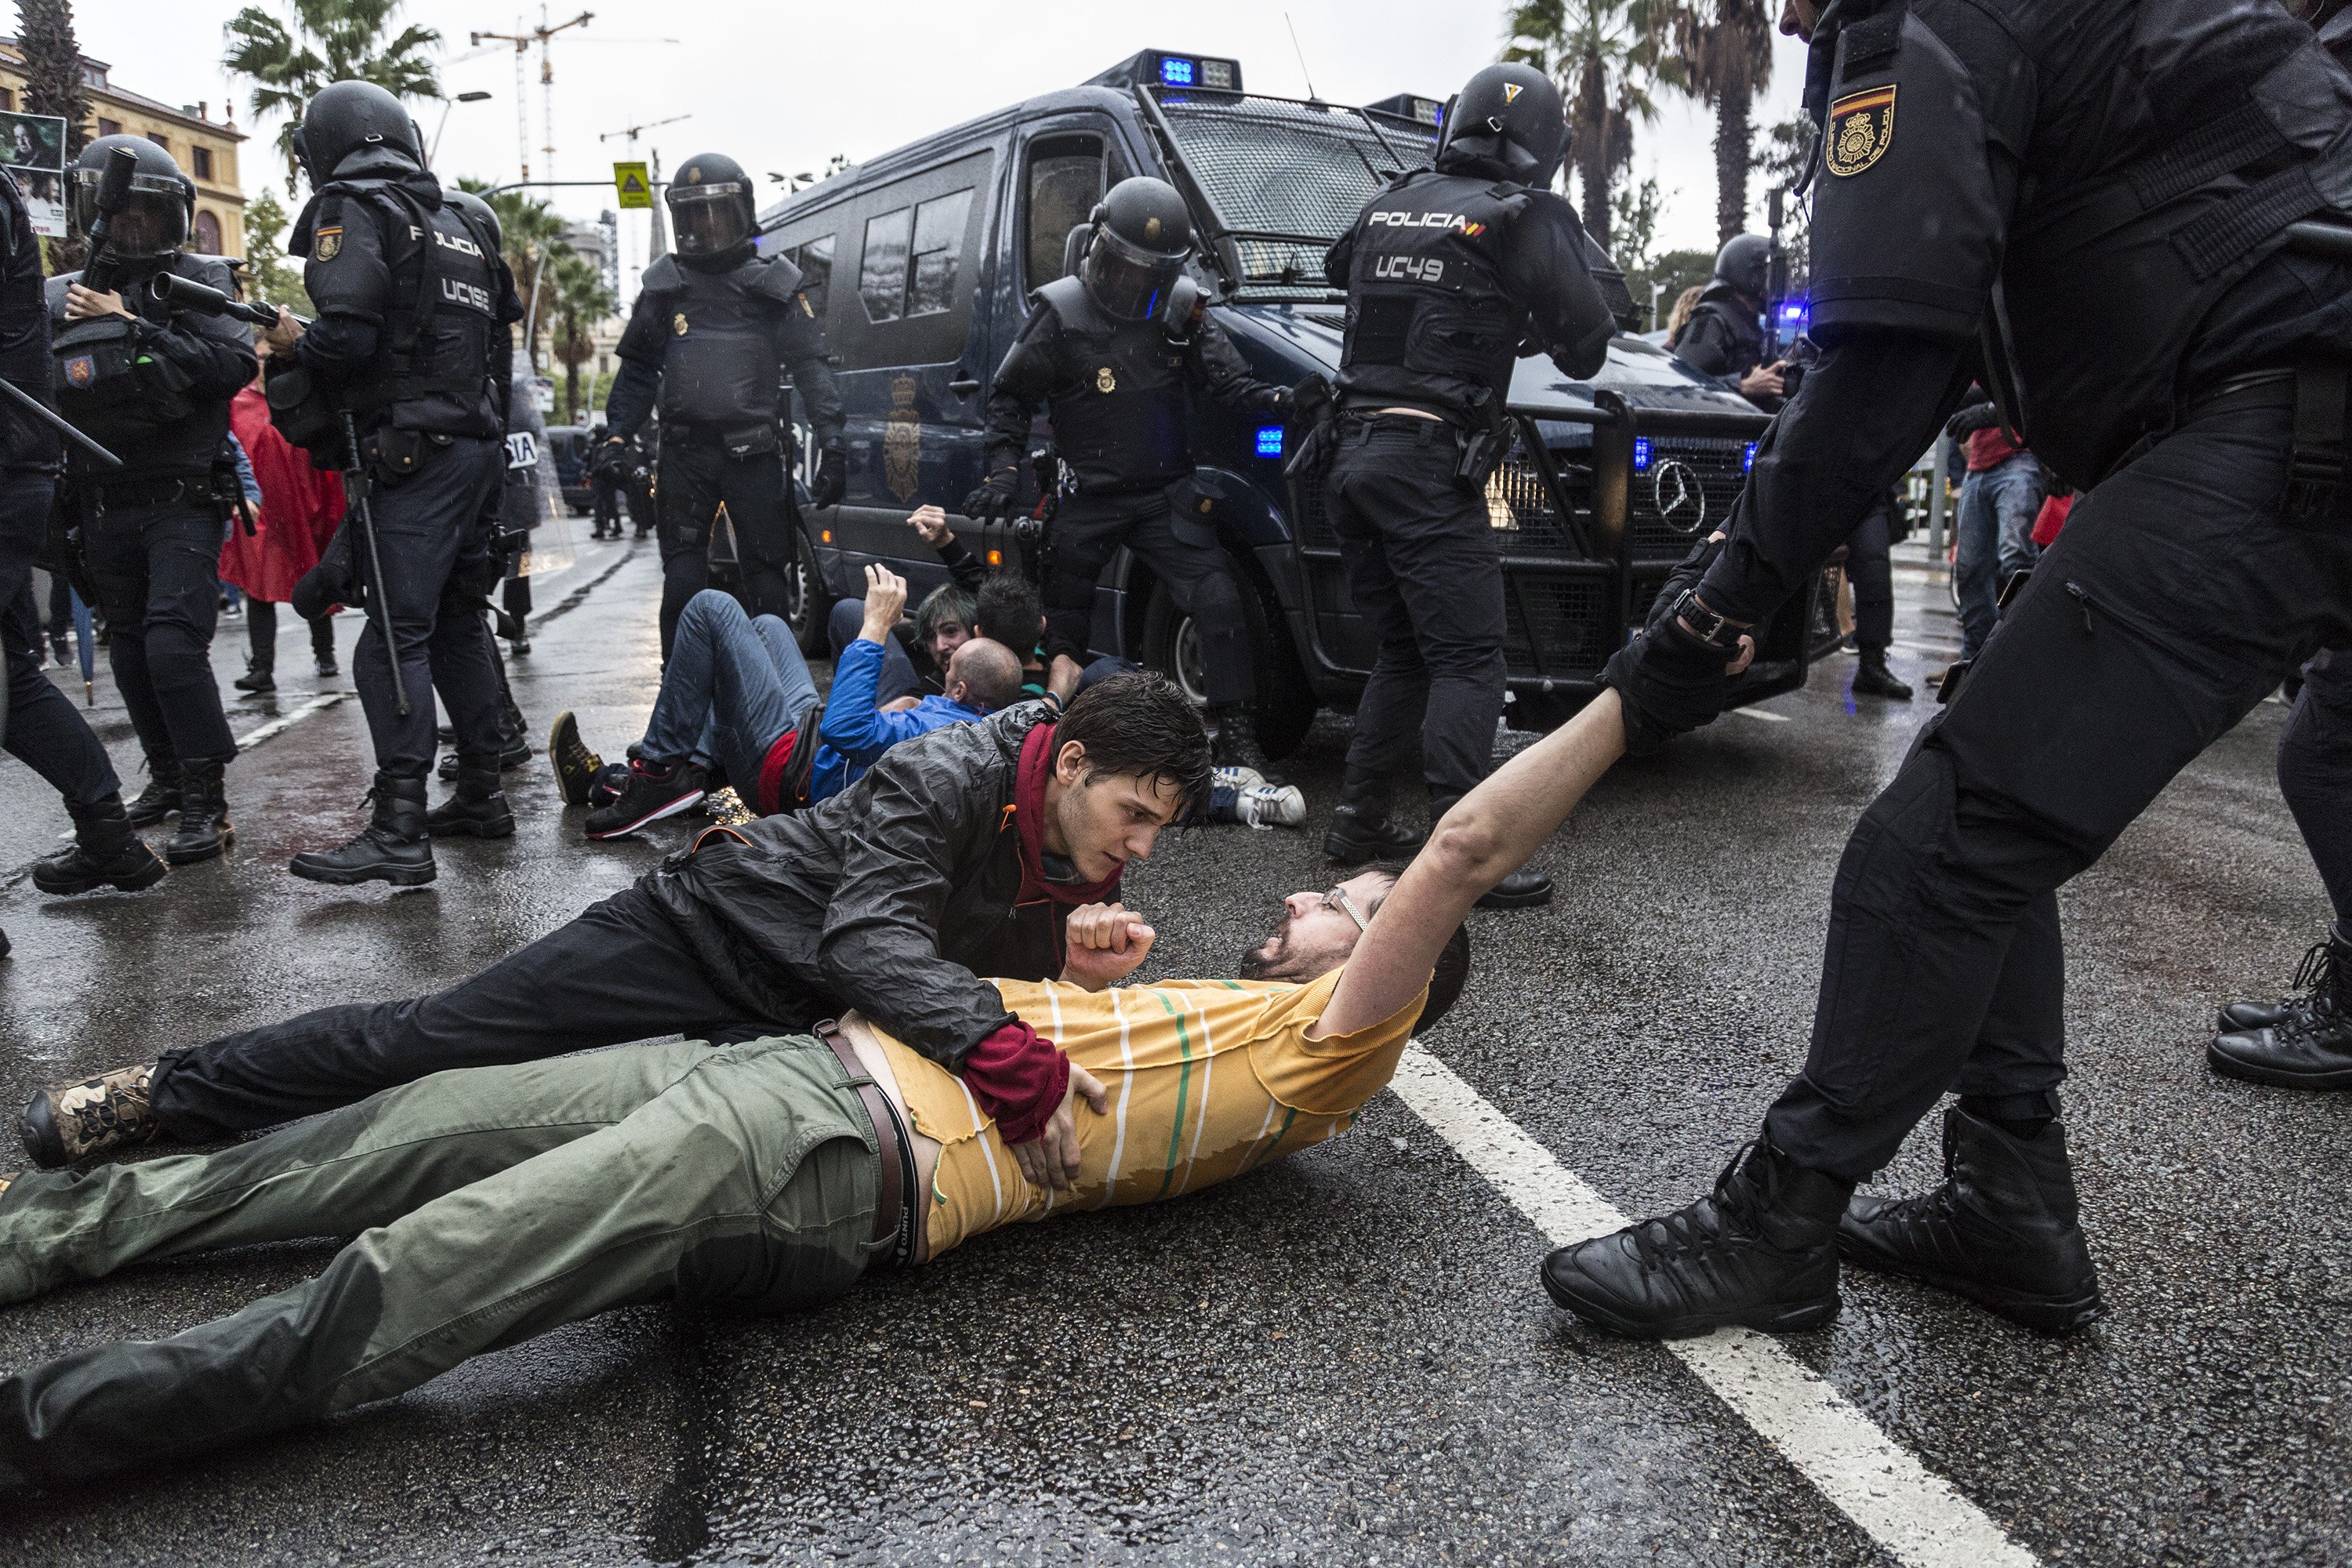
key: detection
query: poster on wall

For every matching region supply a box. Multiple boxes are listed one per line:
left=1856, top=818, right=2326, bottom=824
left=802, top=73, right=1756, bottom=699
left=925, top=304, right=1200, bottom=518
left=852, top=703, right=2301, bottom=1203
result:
left=0, top=111, right=67, bottom=238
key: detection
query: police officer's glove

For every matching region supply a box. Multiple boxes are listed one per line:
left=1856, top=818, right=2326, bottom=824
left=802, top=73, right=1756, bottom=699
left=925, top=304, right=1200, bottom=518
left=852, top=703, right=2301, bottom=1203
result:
left=1290, top=372, right=1334, bottom=430
left=291, top=524, right=360, bottom=620
left=1602, top=614, right=1740, bottom=757
left=963, top=466, right=1022, bottom=522
left=810, top=445, right=848, bottom=510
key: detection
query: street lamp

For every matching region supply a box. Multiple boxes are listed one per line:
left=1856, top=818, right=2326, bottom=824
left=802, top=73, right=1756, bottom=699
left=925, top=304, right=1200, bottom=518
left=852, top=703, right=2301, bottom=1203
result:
left=430, top=90, right=495, bottom=165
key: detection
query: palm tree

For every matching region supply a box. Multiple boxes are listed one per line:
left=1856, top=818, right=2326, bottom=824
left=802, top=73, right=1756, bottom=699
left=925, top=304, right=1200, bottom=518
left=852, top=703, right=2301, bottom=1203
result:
left=546, top=251, right=616, bottom=423
left=1662, top=0, right=1777, bottom=242
left=16, top=0, right=89, bottom=158
left=221, top=0, right=440, bottom=193
left=1503, top=0, right=1671, bottom=249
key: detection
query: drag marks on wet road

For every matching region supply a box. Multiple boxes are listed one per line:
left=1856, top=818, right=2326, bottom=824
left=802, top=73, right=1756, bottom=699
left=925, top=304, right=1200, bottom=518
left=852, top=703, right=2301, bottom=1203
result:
left=1386, top=1044, right=2040, bottom=1568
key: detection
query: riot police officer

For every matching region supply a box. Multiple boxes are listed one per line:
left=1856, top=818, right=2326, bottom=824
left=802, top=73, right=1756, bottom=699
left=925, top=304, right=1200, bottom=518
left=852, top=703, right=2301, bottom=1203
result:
left=1544, top=0, right=2352, bottom=1341
left=603, top=152, right=845, bottom=659
left=1315, top=63, right=1616, bottom=906
left=0, top=139, right=164, bottom=922
left=1675, top=233, right=1911, bottom=701
left=969, top=176, right=1294, bottom=778
left=49, top=135, right=254, bottom=865
left=260, top=80, right=515, bottom=887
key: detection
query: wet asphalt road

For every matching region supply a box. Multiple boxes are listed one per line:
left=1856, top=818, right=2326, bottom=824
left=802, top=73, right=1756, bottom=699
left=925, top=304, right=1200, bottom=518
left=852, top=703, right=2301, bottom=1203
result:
left=0, top=535, right=2346, bottom=1567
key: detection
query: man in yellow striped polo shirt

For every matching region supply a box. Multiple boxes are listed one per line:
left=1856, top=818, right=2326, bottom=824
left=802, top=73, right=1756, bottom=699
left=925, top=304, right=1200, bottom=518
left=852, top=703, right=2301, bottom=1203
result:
left=0, top=688, right=1640, bottom=1488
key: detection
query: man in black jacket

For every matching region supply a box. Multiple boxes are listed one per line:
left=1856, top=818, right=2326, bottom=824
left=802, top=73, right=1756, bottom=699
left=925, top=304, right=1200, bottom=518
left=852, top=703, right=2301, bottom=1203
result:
left=603, top=151, right=847, bottom=658
left=49, top=135, right=255, bottom=865
left=969, top=176, right=1291, bottom=777
left=20, top=673, right=1210, bottom=1185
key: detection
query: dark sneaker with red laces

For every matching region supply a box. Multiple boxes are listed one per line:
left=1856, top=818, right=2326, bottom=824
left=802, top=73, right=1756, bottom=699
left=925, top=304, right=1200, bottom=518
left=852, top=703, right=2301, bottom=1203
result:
left=584, top=758, right=707, bottom=840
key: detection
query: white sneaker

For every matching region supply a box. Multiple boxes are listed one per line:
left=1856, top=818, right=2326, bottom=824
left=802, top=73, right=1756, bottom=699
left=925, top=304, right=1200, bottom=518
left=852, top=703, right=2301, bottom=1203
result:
left=1234, top=782, right=1306, bottom=829
left=1212, top=764, right=1266, bottom=793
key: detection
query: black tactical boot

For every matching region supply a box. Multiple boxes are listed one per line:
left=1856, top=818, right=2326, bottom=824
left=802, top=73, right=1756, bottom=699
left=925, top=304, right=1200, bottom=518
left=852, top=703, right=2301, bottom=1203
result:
left=1542, top=1140, right=1853, bottom=1339
left=165, top=759, right=234, bottom=865
left=289, top=773, right=437, bottom=887
left=1851, top=648, right=1914, bottom=701
left=1210, top=703, right=1285, bottom=787
left=2215, top=923, right=2344, bottom=1033
left=2209, top=922, right=2352, bottom=1091
left=20, top=1060, right=162, bottom=1167
left=1838, top=1105, right=2103, bottom=1334
left=497, top=673, right=532, bottom=768
left=426, top=759, right=517, bottom=839
left=31, top=795, right=168, bottom=896
left=1323, top=768, right=1425, bottom=865
left=122, top=758, right=181, bottom=828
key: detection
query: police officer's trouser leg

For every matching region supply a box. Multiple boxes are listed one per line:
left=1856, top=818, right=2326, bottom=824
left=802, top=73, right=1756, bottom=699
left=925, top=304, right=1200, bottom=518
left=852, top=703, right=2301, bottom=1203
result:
left=2278, top=649, right=2352, bottom=924
left=0, top=473, right=116, bottom=811
left=1764, top=397, right=2352, bottom=1180
left=1040, top=493, right=1134, bottom=671
left=352, top=440, right=502, bottom=782
left=655, top=441, right=727, bottom=659
left=1327, top=426, right=1506, bottom=805
left=83, top=498, right=235, bottom=769
left=1123, top=492, right=1254, bottom=706
left=1844, top=504, right=1895, bottom=653
left=720, top=453, right=795, bottom=627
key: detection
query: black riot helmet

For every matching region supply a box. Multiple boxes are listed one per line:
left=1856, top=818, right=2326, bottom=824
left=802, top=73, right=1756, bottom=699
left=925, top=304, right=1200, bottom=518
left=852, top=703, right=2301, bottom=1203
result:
left=443, top=187, right=504, bottom=252
left=1713, top=233, right=1772, bottom=301
left=294, top=80, right=426, bottom=183
left=1078, top=176, right=1192, bottom=321
left=666, top=152, right=758, bottom=264
left=71, top=134, right=193, bottom=263
left=1437, top=63, right=1566, bottom=187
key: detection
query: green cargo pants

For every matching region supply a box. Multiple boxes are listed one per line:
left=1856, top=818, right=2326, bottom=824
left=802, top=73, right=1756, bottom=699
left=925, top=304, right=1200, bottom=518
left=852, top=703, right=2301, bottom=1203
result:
left=0, top=1035, right=887, bottom=1489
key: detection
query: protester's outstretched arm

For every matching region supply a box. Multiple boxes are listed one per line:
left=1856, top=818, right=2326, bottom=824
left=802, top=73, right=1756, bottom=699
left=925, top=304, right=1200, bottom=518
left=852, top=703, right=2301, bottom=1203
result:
left=1311, top=691, right=1630, bottom=1040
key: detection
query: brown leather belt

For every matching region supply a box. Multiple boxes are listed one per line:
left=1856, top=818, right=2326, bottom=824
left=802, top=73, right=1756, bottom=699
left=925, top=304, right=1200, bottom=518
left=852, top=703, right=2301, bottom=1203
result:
left=817, top=1019, right=916, bottom=1269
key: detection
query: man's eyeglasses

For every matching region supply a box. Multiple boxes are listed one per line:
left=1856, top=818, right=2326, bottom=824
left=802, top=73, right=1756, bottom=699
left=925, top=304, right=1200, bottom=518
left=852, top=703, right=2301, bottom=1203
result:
left=1320, top=886, right=1370, bottom=933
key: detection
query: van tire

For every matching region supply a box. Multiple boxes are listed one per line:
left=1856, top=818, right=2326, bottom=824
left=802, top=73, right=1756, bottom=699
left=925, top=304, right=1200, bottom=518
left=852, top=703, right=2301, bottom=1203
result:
left=1140, top=569, right=1316, bottom=760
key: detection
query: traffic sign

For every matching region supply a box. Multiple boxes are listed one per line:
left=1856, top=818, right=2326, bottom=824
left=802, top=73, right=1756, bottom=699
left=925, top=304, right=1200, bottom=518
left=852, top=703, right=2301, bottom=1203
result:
left=612, top=161, right=652, bottom=209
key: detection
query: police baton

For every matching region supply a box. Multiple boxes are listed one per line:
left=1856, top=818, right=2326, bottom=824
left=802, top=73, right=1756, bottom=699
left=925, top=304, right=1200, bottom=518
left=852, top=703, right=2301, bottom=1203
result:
left=0, top=377, right=122, bottom=469
left=338, top=409, right=409, bottom=718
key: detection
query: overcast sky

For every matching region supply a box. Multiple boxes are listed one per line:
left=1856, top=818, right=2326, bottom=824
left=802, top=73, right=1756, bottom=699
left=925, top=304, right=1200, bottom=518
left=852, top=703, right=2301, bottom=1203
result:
left=84, top=0, right=1813, bottom=280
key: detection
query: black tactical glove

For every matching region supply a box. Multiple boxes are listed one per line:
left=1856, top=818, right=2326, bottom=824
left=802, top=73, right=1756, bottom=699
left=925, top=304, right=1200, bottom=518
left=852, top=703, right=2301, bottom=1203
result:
left=810, top=445, right=848, bottom=510
left=963, top=465, right=1022, bottom=521
left=1944, top=401, right=1999, bottom=441
left=1602, top=532, right=1738, bottom=755
left=1290, top=372, right=1334, bottom=430
left=291, top=523, right=360, bottom=620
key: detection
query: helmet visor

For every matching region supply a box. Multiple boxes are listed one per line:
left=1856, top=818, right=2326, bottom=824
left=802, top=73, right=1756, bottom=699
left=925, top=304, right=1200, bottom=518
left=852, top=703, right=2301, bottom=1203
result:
left=1080, top=224, right=1186, bottom=320
left=74, top=172, right=187, bottom=260
left=668, top=183, right=750, bottom=256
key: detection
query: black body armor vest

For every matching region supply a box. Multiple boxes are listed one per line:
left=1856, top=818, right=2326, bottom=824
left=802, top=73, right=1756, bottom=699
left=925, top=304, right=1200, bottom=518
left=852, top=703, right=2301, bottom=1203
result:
left=325, top=182, right=503, bottom=437
left=1334, top=170, right=1539, bottom=423
left=1029, top=274, right=1196, bottom=493
left=49, top=253, right=238, bottom=481
left=640, top=252, right=803, bottom=435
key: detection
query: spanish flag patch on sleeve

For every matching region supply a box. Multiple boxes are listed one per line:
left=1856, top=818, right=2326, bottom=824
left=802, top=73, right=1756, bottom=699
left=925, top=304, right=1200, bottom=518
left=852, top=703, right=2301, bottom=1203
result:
left=1826, top=86, right=1897, bottom=178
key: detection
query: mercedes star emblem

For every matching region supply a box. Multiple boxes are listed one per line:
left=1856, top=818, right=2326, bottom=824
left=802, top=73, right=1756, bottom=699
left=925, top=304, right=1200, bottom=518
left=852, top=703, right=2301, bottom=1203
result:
left=1653, top=459, right=1707, bottom=534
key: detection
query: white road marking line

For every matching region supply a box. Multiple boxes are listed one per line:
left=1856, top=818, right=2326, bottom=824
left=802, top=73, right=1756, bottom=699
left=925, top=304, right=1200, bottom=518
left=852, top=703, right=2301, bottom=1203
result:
left=1730, top=706, right=1791, bottom=724
left=1386, top=1047, right=2039, bottom=1568
left=234, top=692, right=344, bottom=749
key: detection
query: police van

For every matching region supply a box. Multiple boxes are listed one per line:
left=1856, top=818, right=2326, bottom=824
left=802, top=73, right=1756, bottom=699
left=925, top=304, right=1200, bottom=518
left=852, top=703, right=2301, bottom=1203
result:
left=760, top=48, right=1808, bottom=753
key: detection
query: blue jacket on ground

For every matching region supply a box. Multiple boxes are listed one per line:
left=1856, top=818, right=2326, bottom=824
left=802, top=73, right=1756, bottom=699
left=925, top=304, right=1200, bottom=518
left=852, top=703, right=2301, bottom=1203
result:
left=809, top=637, right=988, bottom=802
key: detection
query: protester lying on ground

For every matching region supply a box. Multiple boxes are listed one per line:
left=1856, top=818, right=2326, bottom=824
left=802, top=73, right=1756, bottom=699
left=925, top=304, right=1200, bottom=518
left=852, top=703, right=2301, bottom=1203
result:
left=550, top=569, right=1024, bottom=839
left=826, top=505, right=983, bottom=702
left=0, top=681, right=1639, bottom=1491
left=20, top=674, right=1210, bottom=1183
left=976, top=570, right=1138, bottom=707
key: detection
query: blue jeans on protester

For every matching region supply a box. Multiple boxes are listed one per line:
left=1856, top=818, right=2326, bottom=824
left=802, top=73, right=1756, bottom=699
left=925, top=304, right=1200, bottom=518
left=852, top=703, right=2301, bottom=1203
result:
left=1954, top=451, right=2045, bottom=660
left=640, top=590, right=817, bottom=793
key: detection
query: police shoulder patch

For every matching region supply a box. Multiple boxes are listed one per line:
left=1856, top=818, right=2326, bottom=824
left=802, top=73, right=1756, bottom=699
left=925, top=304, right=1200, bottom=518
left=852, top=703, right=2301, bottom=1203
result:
left=314, top=227, right=343, bottom=262
left=1826, top=85, right=1896, bottom=178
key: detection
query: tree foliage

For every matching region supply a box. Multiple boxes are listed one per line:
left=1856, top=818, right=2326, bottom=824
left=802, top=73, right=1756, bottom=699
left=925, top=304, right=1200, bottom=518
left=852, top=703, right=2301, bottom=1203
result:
left=16, top=0, right=89, bottom=158
left=241, top=187, right=315, bottom=316
left=547, top=251, right=615, bottom=423
left=1502, top=0, right=1671, bottom=249
left=1658, top=0, right=1776, bottom=243
left=221, top=0, right=441, bottom=192
left=1753, top=112, right=1814, bottom=283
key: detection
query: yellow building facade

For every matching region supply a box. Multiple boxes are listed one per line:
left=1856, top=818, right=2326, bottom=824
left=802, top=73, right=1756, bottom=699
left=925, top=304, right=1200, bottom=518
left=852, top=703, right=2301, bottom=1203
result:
left=0, top=40, right=247, bottom=258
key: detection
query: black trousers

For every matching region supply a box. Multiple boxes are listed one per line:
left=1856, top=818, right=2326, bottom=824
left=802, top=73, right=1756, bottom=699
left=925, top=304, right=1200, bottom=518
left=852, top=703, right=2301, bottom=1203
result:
left=148, top=884, right=786, bottom=1141
left=1844, top=501, right=1894, bottom=655
left=591, top=473, right=622, bottom=534
left=656, top=441, right=793, bottom=659
left=354, top=437, right=504, bottom=779
left=83, top=495, right=235, bottom=767
left=0, top=470, right=116, bottom=812
left=1326, top=419, right=1505, bottom=804
left=1765, top=394, right=2352, bottom=1178
left=2278, top=648, right=2352, bottom=926
left=1044, top=481, right=1254, bottom=706
left=245, top=599, right=338, bottom=671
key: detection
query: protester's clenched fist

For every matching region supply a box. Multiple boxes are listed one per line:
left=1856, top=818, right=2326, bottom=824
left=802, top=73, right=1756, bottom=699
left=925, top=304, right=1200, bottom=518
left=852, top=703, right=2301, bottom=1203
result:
left=1060, top=902, right=1155, bottom=991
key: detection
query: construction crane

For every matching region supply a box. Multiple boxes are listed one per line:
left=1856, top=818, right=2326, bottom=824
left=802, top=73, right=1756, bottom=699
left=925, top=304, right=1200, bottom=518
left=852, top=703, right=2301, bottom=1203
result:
left=469, top=10, right=593, bottom=183
left=599, top=112, right=691, bottom=147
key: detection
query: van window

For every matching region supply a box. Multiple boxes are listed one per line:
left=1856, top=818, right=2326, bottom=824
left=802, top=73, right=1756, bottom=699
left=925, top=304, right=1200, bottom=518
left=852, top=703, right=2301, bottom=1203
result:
left=784, top=234, right=834, bottom=317
left=860, top=189, right=975, bottom=323
left=858, top=208, right=912, bottom=322
left=1024, top=134, right=1105, bottom=290
left=829, top=147, right=995, bottom=370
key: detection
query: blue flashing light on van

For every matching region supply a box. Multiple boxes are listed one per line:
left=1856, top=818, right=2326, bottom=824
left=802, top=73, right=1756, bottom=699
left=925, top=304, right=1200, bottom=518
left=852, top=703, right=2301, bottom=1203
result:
left=1744, top=441, right=1759, bottom=472
left=1632, top=437, right=1653, bottom=472
left=1160, top=56, right=1195, bottom=86
left=1255, top=426, right=1284, bottom=459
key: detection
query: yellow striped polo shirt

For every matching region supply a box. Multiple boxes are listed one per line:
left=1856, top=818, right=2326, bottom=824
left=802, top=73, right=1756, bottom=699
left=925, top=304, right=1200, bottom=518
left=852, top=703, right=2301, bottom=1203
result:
left=872, top=969, right=1424, bottom=1259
